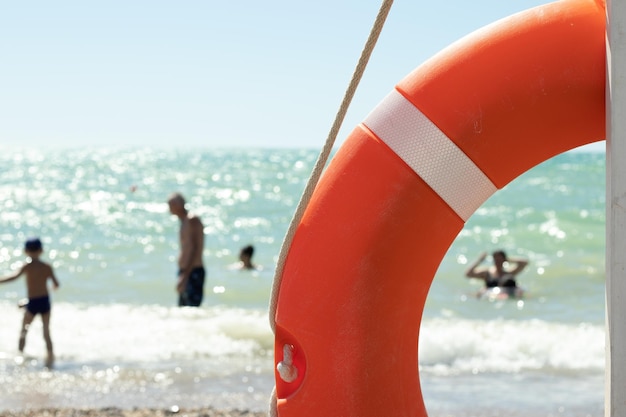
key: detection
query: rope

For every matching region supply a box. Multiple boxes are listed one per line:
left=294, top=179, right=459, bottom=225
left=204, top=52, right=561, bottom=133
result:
left=267, top=1, right=394, bottom=415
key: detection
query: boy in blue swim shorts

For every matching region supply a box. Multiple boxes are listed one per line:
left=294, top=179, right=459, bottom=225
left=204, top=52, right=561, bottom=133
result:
left=0, top=238, right=60, bottom=368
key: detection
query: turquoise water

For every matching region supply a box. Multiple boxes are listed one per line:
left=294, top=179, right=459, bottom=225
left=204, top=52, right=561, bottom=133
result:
left=0, top=145, right=606, bottom=415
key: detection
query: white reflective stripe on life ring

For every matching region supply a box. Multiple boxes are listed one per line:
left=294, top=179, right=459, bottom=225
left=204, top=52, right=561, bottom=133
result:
left=362, top=89, right=498, bottom=221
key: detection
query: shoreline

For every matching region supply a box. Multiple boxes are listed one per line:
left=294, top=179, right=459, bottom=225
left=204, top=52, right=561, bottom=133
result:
left=0, top=405, right=605, bottom=417
left=0, top=407, right=267, bottom=417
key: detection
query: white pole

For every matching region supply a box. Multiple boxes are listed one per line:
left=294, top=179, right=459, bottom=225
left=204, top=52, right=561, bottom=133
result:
left=606, top=1, right=626, bottom=416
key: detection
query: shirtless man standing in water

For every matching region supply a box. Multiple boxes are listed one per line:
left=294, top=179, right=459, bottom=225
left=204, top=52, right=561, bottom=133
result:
left=168, top=193, right=205, bottom=307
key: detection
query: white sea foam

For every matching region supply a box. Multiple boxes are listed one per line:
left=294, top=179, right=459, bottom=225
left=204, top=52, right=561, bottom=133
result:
left=0, top=302, right=604, bottom=377
left=0, top=302, right=273, bottom=367
left=419, top=317, right=605, bottom=376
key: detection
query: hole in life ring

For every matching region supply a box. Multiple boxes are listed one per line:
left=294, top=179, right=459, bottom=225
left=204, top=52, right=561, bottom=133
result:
left=419, top=149, right=605, bottom=416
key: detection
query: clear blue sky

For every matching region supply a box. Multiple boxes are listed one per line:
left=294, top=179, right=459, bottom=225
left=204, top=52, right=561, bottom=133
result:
left=0, top=1, right=605, bottom=151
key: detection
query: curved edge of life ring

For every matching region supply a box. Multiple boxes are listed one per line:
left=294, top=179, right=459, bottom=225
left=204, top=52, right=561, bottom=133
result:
left=274, top=0, right=606, bottom=416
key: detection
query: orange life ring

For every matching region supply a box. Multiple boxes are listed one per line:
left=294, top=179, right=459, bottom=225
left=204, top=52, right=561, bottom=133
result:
left=273, top=0, right=605, bottom=416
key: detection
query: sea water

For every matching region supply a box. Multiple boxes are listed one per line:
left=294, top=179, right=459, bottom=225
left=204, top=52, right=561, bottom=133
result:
left=0, top=145, right=606, bottom=416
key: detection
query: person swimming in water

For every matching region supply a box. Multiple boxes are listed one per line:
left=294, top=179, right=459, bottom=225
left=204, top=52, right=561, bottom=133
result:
left=465, top=250, right=528, bottom=297
left=238, top=244, right=257, bottom=270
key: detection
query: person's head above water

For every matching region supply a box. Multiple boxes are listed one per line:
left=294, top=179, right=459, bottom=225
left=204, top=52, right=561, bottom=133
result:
left=492, top=250, right=507, bottom=265
left=239, top=245, right=256, bottom=269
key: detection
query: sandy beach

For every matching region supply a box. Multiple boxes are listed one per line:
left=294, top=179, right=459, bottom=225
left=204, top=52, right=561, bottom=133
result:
left=0, top=408, right=266, bottom=417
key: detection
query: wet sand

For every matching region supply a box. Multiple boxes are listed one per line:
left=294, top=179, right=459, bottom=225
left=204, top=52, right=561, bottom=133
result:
left=0, top=408, right=266, bottom=417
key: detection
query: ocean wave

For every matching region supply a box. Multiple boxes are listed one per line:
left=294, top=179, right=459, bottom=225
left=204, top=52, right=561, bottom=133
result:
left=0, top=302, right=605, bottom=378
left=419, top=317, right=604, bottom=376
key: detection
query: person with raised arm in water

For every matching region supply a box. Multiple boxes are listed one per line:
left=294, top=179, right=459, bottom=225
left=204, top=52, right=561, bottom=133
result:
left=465, top=250, right=528, bottom=298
